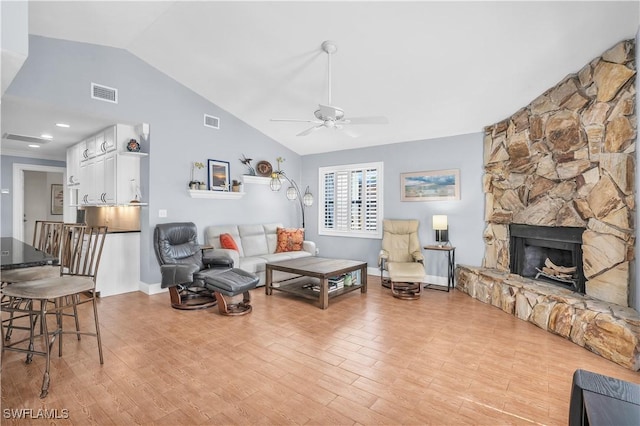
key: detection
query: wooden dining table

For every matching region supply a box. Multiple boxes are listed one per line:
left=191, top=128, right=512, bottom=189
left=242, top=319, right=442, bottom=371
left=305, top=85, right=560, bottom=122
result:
left=0, top=237, right=58, bottom=271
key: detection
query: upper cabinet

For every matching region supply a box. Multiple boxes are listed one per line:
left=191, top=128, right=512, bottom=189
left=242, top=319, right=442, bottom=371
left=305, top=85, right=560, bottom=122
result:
left=78, top=124, right=143, bottom=160
left=95, top=125, right=117, bottom=154
left=80, top=135, right=96, bottom=160
left=68, top=123, right=148, bottom=205
left=66, top=143, right=81, bottom=186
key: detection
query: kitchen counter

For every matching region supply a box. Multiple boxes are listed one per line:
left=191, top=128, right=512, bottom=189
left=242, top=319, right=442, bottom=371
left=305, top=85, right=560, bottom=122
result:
left=105, top=228, right=140, bottom=234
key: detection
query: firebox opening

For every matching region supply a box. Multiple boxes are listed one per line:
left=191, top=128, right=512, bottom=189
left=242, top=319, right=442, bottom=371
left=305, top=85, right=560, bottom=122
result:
left=509, top=224, right=586, bottom=294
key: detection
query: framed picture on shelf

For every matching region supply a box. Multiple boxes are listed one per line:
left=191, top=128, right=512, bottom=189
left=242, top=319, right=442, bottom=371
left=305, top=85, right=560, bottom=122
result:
left=400, top=168, right=460, bottom=202
left=208, top=159, right=230, bottom=191
left=50, top=184, right=64, bottom=215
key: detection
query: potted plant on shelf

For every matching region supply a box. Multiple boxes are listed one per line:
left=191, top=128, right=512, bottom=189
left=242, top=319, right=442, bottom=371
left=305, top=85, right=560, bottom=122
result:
left=189, top=161, right=205, bottom=189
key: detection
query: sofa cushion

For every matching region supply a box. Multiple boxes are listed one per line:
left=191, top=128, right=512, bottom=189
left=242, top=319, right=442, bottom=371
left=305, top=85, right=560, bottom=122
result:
left=263, top=223, right=280, bottom=253
left=238, top=256, right=266, bottom=274
left=205, top=225, right=244, bottom=257
left=275, top=227, right=304, bottom=252
left=238, top=224, right=271, bottom=257
left=219, top=233, right=239, bottom=251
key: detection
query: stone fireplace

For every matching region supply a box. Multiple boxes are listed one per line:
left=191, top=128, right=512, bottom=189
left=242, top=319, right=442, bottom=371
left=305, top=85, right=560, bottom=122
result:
left=456, top=39, right=639, bottom=371
left=482, top=39, right=636, bottom=308
left=509, top=224, right=585, bottom=294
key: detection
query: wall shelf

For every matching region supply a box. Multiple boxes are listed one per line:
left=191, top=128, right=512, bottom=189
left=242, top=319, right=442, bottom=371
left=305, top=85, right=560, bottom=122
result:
left=120, top=151, right=149, bottom=157
left=243, top=175, right=271, bottom=185
left=188, top=190, right=245, bottom=199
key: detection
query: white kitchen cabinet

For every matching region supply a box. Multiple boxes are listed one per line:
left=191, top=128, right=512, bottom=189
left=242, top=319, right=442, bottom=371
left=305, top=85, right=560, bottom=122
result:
left=93, top=154, right=106, bottom=203
left=80, top=136, right=97, bottom=160
left=96, top=232, right=141, bottom=297
left=80, top=152, right=139, bottom=205
left=96, top=126, right=117, bottom=154
left=79, top=159, right=97, bottom=205
left=103, top=152, right=140, bottom=204
left=66, top=143, right=81, bottom=186
left=67, top=123, right=146, bottom=205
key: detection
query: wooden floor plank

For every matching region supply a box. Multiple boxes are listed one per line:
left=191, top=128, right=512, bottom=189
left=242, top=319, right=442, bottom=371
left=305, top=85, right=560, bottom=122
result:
left=2, top=275, right=639, bottom=425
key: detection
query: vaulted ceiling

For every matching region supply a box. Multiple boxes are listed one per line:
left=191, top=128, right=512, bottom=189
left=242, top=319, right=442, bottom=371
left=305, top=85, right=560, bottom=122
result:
left=4, top=1, right=639, bottom=158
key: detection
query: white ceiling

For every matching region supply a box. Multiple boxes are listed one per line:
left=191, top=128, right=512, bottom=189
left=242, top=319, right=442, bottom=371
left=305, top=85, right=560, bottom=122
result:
left=2, top=1, right=639, bottom=160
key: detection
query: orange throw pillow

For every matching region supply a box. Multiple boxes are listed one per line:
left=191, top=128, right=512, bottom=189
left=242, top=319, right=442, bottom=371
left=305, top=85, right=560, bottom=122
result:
left=275, top=228, right=304, bottom=253
left=219, top=233, right=239, bottom=251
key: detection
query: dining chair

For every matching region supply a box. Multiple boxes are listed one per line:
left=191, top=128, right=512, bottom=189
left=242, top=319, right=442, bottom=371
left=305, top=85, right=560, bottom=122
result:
left=0, top=221, right=64, bottom=284
left=1, top=224, right=107, bottom=398
left=1, top=221, right=64, bottom=341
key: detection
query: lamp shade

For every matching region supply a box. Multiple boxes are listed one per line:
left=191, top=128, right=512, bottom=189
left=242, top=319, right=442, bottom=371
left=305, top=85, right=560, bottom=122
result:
left=286, top=186, right=297, bottom=200
left=270, top=176, right=282, bottom=191
left=432, top=215, right=448, bottom=230
left=303, top=187, right=314, bottom=207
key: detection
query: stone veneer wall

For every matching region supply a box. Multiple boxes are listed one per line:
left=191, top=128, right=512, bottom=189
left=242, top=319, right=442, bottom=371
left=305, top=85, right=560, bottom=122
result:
left=482, top=40, right=637, bottom=307
left=456, top=265, right=639, bottom=371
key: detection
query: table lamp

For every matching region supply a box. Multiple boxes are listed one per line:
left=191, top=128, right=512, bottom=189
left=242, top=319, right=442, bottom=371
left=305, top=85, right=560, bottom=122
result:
left=432, top=215, right=449, bottom=246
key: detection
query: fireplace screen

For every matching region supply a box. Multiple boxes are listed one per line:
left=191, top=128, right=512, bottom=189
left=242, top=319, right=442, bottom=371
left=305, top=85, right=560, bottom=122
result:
left=509, top=224, right=585, bottom=293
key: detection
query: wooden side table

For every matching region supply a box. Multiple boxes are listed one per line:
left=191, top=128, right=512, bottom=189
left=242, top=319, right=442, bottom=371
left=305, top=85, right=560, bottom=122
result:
left=422, top=245, right=456, bottom=292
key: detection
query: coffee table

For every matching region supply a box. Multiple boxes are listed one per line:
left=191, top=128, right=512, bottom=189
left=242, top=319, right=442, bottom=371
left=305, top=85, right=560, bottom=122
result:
left=265, top=257, right=367, bottom=309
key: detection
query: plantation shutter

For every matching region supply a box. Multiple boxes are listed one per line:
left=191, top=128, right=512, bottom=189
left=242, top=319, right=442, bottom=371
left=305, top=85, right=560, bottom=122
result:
left=319, top=162, right=383, bottom=238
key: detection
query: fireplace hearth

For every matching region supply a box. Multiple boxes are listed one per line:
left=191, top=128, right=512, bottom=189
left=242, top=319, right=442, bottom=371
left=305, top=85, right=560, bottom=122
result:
left=509, top=224, right=585, bottom=293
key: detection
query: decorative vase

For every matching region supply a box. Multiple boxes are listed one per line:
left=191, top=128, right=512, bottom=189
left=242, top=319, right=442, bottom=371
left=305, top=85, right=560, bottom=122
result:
left=199, top=183, right=207, bottom=190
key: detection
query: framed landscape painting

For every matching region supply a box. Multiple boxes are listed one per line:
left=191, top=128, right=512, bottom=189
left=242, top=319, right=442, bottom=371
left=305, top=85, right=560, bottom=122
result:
left=50, top=184, right=64, bottom=215
left=400, top=169, right=460, bottom=202
left=208, top=159, right=230, bottom=191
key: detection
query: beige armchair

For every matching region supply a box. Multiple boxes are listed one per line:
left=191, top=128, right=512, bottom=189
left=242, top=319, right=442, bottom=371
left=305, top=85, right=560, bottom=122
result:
left=378, top=219, right=425, bottom=299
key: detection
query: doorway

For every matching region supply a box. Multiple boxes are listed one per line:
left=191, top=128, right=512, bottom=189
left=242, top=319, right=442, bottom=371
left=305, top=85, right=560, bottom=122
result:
left=23, top=171, right=64, bottom=243
left=12, top=163, right=67, bottom=242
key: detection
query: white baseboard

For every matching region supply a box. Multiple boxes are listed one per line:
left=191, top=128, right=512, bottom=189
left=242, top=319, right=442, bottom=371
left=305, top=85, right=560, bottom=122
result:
left=138, top=282, right=167, bottom=295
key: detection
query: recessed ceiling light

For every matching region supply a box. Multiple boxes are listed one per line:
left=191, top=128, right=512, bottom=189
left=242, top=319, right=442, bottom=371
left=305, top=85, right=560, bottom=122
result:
left=28, top=144, right=40, bottom=148
left=55, top=123, right=70, bottom=128
left=40, top=134, right=53, bottom=139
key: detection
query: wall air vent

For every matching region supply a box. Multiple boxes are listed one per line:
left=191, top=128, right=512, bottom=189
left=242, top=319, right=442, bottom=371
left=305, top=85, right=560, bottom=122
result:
left=2, top=133, right=51, bottom=144
left=204, top=114, right=220, bottom=129
left=91, top=82, right=118, bottom=103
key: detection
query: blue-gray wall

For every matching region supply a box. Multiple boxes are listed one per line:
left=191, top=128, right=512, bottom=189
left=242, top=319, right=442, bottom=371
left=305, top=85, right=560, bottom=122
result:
left=0, top=155, right=66, bottom=236
left=301, top=133, right=486, bottom=278
left=3, top=35, right=487, bottom=286
left=4, top=35, right=302, bottom=283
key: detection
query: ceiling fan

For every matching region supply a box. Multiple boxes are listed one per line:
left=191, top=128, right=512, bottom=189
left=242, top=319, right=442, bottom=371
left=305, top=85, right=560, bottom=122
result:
left=271, top=40, right=388, bottom=137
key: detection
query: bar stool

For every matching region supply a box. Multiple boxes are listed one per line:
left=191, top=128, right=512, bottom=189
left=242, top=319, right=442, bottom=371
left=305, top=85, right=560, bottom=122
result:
left=1, top=224, right=107, bottom=398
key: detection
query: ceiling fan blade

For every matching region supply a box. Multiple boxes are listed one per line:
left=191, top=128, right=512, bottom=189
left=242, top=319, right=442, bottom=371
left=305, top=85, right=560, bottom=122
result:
left=297, top=125, right=323, bottom=137
left=336, top=125, right=360, bottom=138
left=271, top=118, right=321, bottom=123
left=343, top=116, right=389, bottom=125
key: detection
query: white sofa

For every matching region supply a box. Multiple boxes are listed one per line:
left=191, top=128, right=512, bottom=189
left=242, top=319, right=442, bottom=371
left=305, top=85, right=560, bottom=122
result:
left=204, top=223, right=316, bottom=286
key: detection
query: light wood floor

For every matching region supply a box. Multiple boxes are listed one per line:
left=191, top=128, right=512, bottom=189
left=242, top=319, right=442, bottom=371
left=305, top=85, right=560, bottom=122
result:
left=2, top=276, right=638, bottom=425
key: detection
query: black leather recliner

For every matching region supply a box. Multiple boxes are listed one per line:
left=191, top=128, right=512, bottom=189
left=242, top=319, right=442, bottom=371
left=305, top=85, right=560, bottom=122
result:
left=153, top=222, right=231, bottom=310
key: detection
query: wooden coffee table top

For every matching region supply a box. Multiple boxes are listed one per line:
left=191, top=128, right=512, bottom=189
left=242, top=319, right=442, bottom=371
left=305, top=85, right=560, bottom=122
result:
left=266, top=257, right=366, bottom=277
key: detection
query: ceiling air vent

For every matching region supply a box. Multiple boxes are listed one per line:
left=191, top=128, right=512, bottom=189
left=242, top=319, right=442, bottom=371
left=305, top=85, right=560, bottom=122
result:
left=2, top=133, right=51, bottom=144
left=204, top=114, right=220, bottom=129
left=91, top=82, right=118, bottom=104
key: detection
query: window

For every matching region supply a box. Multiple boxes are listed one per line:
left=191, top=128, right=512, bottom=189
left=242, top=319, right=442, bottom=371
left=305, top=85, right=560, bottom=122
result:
left=319, top=162, right=383, bottom=238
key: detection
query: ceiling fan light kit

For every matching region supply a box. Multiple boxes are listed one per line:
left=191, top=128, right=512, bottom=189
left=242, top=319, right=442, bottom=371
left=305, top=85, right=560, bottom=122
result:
left=271, top=40, right=387, bottom=138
